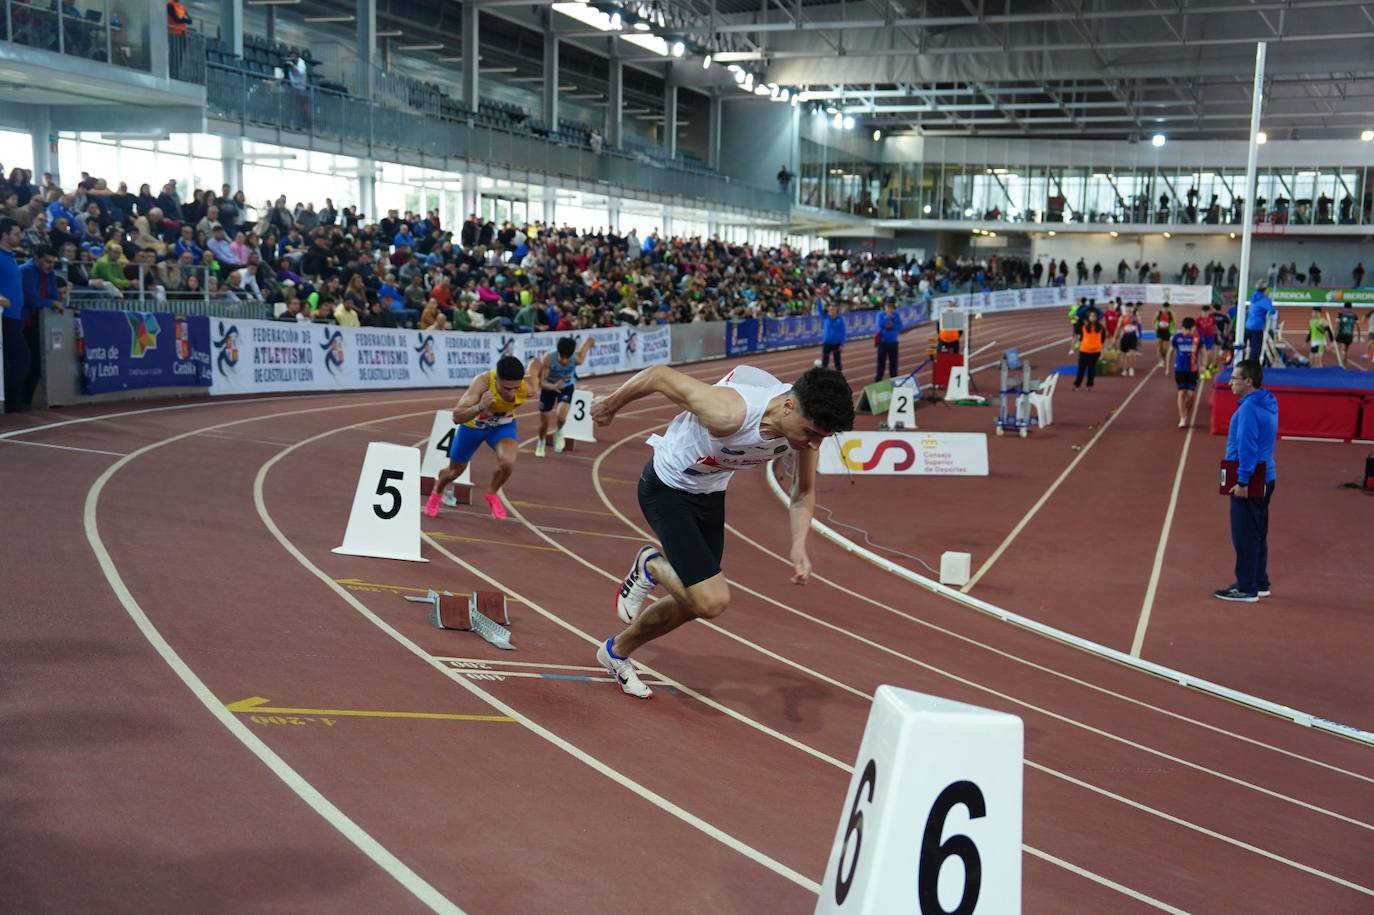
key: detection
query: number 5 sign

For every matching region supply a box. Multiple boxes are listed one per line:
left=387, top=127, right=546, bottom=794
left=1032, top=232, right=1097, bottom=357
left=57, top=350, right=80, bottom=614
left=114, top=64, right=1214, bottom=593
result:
left=334, top=442, right=428, bottom=563
left=816, top=687, right=1022, bottom=915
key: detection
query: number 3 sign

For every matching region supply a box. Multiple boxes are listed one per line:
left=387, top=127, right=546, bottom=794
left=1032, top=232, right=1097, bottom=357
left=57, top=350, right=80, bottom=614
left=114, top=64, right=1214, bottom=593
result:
left=816, top=687, right=1022, bottom=915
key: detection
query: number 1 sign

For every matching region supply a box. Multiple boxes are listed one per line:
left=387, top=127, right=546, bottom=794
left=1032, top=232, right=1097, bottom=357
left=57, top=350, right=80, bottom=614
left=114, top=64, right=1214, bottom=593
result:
left=334, top=442, right=428, bottom=563
left=816, top=686, right=1022, bottom=915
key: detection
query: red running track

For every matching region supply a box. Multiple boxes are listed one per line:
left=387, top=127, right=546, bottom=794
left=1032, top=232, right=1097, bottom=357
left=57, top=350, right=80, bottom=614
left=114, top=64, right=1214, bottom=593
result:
left=1, top=313, right=1371, bottom=913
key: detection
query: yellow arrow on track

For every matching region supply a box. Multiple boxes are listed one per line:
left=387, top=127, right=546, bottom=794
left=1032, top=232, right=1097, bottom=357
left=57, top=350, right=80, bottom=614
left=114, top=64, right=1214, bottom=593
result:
left=225, top=696, right=515, bottom=723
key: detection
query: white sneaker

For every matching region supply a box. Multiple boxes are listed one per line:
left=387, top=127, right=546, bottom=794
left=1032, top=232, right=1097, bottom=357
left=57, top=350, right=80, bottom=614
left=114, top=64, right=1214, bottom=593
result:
left=1178, top=419, right=1187, bottom=428
left=616, top=545, right=659, bottom=623
left=535, top=438, right=546, bottom=458
left=441, top=487, right=457, bottom=508
left=597, top=638, right=653, bottom=699
left=554, top=429, right=566, bottom=453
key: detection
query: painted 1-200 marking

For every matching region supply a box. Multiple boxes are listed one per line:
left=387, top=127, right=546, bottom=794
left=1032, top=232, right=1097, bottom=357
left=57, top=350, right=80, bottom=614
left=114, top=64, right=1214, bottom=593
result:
left=250, top=714, right=337, bottom=727
left=834, top=759, right=987, bottom=914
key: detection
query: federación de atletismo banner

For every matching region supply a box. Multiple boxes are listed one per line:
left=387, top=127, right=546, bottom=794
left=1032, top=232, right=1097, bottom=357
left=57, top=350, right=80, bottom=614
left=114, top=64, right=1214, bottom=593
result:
left=207, top=321, right=670, bottom=396
left=80, top=310, right=212, bottom=395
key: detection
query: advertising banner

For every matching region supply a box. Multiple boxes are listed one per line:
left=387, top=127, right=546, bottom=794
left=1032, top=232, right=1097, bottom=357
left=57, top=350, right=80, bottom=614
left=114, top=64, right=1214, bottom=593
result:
left=1269, top=287, right=1374, bottom=306
left=81, top=310, right=212, bottom=395
left=726, top=318, right=759, bottom=356
left=209, top=321, right=666, bottom=396
left=818, top=431, right=989, bottom=476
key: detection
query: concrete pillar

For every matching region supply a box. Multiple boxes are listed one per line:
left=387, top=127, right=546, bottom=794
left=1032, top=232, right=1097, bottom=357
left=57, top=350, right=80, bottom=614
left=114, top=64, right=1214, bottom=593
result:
left=661, top=207, right=673, bottom=237
left=663, top=73, right=677, bottom=160
left=219, top=0, right=243, bottom=57
left=746, top=224, right=756, bottom=245
left=542, top=29, right=559, bottom=129
left=357, top=158, right=377, bottom=222
left=707, top=92, right=722, bottom=170
left=222, top=136, right=244, bottom=191
left=607, top=196, right=621, bottom=232
left=543, top=195, right=556, bottom=226
left=462, top=2, right=480, bottom=110
left=357, top=0, right=376, bottom=96
left=265, top=5, right=276, bottom=42
left=462, top=172, right=480, bottom=221
left=707, top=217, right=718, bottom=238
left=29, top=107, right=57, bottom=188
left=606, top=41, right=623, bottom=149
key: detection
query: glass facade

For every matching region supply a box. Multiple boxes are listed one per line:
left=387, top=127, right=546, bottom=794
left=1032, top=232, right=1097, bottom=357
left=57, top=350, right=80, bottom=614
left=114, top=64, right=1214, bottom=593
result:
left=802, top=146, right=1374, bottom=227
left=2, top=0, right=152, bottom=72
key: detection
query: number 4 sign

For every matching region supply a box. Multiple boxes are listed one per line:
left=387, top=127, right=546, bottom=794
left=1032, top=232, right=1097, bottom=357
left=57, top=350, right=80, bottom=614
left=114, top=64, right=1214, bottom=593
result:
left=816, top=687, right=1022, bottom=915
left=334, top=442, right=428, bottom=562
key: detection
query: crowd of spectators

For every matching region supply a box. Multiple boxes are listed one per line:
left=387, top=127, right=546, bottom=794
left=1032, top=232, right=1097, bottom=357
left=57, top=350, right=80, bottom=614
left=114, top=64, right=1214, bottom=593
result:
left=6, top=164, right=1366, bottom=343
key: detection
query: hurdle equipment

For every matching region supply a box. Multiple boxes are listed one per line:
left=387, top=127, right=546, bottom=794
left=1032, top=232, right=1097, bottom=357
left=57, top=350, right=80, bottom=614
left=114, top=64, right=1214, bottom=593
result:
left=404, top=589, right=514, bottom=650
left=334, top=442, right=428, bottom=562
left=817, top=686, right=1022, bottom=914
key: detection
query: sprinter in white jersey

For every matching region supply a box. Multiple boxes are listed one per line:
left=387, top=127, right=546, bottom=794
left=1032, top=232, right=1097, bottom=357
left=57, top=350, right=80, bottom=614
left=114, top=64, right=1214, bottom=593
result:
left=589, top=364, right=855, bottom=698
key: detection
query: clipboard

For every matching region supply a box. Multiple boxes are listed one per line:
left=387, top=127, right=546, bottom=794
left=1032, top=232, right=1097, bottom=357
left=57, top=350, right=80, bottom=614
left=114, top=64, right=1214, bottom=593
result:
left=1220, top=460, right=1266, bottom=498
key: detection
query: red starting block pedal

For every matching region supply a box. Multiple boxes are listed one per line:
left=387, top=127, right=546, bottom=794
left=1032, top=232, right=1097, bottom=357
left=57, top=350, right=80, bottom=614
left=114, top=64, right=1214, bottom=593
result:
left=404, top=589, right=513, bottom=649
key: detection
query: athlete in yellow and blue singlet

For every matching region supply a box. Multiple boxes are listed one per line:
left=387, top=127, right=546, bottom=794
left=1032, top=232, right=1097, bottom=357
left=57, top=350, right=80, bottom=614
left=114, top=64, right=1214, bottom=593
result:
left=426, top=354, right=544, bottom=520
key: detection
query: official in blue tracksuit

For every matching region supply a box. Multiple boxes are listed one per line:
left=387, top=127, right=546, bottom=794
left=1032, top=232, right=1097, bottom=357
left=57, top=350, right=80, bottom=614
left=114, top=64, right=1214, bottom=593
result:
left=820, top=302, right=847, bottom=372
left=1216, top=359, right=1278, bottom=602
left=874, top=300, right=902, bottom=381
left=1243, top=282, right=1276, bottom=362
left=0, top=218, right=28, bottom=414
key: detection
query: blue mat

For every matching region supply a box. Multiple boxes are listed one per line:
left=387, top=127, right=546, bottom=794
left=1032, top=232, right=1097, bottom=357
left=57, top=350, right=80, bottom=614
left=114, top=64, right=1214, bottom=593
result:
left=1216, top=366, right=1374, bottom=392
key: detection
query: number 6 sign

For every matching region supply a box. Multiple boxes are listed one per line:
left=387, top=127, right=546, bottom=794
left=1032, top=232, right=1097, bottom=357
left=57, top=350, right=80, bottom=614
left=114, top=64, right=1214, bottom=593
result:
left=816, top=687, right=1022, bottom=915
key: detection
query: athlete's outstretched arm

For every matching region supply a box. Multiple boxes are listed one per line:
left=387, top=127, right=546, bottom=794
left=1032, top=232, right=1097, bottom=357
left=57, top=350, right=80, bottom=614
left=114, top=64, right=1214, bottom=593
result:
left=574, top=335, right=595, bottom=364
left=523, top=355, right=547, bottom=399
left=451, top=374, right=493, bottom=425
left=787, top=447, right=819, bottom=584
left=590, top=364, right=744, bottom=436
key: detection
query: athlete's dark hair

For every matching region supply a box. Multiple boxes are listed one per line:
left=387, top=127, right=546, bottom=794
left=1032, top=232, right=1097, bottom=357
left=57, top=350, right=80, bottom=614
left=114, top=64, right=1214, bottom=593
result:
left=1236, top=359, right=1263, bottom=387
left=495, top=355, right=525, bottom=381
left=792, top=367, right=855, bottom=433
left=557, top=336, right=576, bottom=358
left=1182, top=316, right=1195, bottom=329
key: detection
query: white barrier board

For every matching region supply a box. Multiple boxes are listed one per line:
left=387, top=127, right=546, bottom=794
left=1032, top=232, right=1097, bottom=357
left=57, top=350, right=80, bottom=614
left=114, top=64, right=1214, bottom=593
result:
left=820, top=432, right=989, bottom=476
left=816, top=686, right=1023, bottom=915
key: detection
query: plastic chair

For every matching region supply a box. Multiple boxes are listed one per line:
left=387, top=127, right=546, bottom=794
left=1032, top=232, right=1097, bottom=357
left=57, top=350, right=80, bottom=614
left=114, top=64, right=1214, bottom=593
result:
left=1027, top=372, right=1058, bottom=428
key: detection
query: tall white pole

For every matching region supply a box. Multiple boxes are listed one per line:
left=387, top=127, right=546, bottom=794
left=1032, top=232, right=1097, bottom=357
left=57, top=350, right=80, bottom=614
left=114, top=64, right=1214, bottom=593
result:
left=1234, top=41, right=1267, bottom=364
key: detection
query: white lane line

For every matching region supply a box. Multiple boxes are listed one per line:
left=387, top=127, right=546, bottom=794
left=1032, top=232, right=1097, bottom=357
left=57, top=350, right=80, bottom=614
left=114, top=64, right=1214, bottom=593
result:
left=720, top=515, right=1374, bottom=786
left=257, top=413, right=826, bottom=894
left=1131, top=379, right=1209, bottom=657
left=1022, top=847, right=1190, bottom=915
left=0, top=439, right=127, bottom=457
left=83, top=397, right=463, bottom=915
left=962, top=364, right=1162, bottom=593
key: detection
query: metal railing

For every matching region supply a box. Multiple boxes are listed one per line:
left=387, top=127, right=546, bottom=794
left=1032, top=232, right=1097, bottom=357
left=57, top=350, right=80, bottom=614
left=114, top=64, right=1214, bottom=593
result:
left=70, top=263, right=271, bottom=318
left=203, top=62, right=791, bottom=217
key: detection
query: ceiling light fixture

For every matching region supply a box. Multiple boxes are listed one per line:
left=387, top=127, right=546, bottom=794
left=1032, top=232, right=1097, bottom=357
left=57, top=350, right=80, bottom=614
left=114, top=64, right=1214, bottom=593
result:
left=1151, top=133, right=1166, bottom=147
left=702, top=54, right=711, bottom=69
left=1256, top=130, right=1268, bottom=145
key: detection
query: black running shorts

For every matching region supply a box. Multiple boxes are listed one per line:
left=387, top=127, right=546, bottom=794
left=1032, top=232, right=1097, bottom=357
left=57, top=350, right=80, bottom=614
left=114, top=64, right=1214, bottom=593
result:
left=638, top=460, right=726, bottom=589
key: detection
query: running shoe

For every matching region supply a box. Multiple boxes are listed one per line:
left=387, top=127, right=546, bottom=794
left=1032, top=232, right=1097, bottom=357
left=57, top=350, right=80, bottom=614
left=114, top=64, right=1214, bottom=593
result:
left=616, top=545, right=659, bottom=623
left=535, top=438, right=547, bottom=458
left=424, top=490, right=442, bottom=518
left=441, top=486, right=458, bottom=508
left=1258, top=588, right=1272, bottom=598
left=1213, top=586, right=1258, bottom=603
left=597, top=638, right=652, bottom=699
left=485, top=492, right=508, bottom=520
left=554, top=429, right=566, bottom=453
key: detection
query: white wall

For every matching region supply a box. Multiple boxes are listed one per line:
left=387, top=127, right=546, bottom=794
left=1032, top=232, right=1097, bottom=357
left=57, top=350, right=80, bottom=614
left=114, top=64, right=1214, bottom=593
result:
left=719, top=98, right=796, bottom=190
left=1028, top=233, right=1373, bottom=285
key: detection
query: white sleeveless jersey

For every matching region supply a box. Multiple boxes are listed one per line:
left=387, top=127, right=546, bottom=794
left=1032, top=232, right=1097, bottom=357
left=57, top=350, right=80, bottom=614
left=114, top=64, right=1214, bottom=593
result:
left=649, top=365, right=793, bottom=494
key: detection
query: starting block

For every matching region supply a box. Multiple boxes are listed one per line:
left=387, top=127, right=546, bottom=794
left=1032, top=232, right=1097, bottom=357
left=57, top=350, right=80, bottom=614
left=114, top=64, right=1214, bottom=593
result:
left=404, top=589, right=514, bottom=650
left=438, top=482, right=473, bottom=506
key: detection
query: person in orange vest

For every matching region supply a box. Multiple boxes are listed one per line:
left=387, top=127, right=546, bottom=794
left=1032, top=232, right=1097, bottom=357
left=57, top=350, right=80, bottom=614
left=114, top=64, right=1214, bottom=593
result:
left=167, top=0, right=191, bottom=37
left=1073, top=312, right=1106, bottom=389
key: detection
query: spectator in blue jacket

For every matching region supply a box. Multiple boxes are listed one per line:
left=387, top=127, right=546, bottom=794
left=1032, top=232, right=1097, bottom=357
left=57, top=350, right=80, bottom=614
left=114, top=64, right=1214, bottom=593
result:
left=1243, top=280, right=1276, bottom=362
left=17, top=245, right=64, bottom=409
left=875, top=299, right=903, bottom=381
left=1, top=218, right=27, bottom=413
left=820, top=301, right=847, bottom=372
left=1216, top=359, right=1278, bottom=602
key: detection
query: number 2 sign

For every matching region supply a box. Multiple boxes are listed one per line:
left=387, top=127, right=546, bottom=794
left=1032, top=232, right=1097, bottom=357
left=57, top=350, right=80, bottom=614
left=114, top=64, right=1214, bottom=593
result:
left=816, top=687, right=1022, bottom=915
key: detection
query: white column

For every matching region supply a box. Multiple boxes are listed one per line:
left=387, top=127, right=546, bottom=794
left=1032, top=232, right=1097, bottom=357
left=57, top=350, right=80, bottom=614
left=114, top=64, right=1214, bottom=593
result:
left=607, top=196, right=621, bottom=232
left=219, top=0, right=243, bottom=57
left=462, top=172, right=480, bottom=220
left=542, top=27, right=559, bottom=129
left=1234, top=41, right=1268, bottom=362
left=462, top=2, right=480, bottom=110
left=606, top=40, right=623, bottom=148
left=663, top=74, right=678, bottom=160
left=543, top=196, right=556, bottom=226
left=707, top=92, right=722, bottom=170
left=29, top=107, right=57, bottom=188
left=222, top=136, right=244, bottom=191
left=661, top=207, right=673, bottom=237
left=356, top=0, right=376, bottom=97
left=357, top=158, right=377, bottom=221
